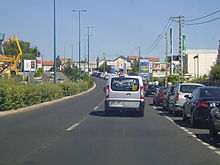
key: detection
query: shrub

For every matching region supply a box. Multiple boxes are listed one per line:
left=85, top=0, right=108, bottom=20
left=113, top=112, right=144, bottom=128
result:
left=0, top=78, right=94, bottom=111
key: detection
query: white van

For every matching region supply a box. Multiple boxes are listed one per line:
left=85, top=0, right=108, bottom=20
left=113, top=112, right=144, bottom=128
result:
left=104, top=75, right=145, bottom=116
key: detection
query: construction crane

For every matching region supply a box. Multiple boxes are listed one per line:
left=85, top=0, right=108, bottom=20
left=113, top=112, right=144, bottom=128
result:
left=0, top=34, right=22, bottom=76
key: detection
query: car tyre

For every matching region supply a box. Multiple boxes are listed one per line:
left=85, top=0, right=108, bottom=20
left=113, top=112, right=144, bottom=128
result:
left=190, top=112, right=198, bottom=128
left=172, top=107, right=177, bottom=117
left=182, top=109, right=188, bottom=121
left=209, top=122, right=218, bottom=138
left=138, top=110, right=144, bottom=117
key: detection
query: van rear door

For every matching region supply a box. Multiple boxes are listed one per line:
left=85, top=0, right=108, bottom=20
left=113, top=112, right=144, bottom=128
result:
left=110, top=77, right=140, bottom=108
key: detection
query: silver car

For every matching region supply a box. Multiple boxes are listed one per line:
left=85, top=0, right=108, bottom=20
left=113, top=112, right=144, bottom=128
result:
left=169, top=82, right=205, bottom=116
left=104, top=75, right=145, bottom=116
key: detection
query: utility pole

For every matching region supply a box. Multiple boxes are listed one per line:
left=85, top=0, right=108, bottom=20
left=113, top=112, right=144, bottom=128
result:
left=165, top=32, right=168, bottom=86
left=171, top=16, right=184, bottom=82
left=178, top=16, right=183, bottom=82
left=85, top=26, right=93, bottom=76
left=72, top=9, right=87, bottom=78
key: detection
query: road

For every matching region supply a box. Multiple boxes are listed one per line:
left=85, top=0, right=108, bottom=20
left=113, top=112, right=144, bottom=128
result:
left=1, top=78, right=220, bottom=165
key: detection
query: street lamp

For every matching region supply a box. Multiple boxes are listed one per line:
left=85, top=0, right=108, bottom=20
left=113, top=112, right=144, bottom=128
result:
left=84, top=26, right=93, bottom=76
left=53, top=0, right=57, bottom=84
left=72, top=9, right=87, bottom=78
left=193, top=55, right=198, bottom=78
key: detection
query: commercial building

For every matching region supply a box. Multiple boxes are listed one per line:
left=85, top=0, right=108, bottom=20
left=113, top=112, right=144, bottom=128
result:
left=183, top=50, right=218, bottom=78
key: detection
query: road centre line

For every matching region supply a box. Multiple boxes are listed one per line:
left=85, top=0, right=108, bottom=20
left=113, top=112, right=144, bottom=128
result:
left=93, top=100, right=105, bottom=110
left=66, top=123, right=79, bottom=131
left=94, top=106, right=99, bottom=110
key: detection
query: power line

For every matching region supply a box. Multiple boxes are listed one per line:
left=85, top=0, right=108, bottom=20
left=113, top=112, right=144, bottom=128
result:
left=183, top=16, right=220, bottom=25
left=184, top=9, right=220, bottom=22
left=143, top=18, right=173, bottom=55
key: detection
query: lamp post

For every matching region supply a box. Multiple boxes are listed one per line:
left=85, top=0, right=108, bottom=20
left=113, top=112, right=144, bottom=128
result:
left=193, top=55, right=198, bottom=78
left=53, top=0, right=57, bottom=84
left=72, top=9, right=87, bottom=78
left=84, top=26, right=93, bottom=76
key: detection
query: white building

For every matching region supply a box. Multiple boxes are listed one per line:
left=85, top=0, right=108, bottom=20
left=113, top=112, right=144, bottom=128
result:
left=184, top=50, right=218, bottom=78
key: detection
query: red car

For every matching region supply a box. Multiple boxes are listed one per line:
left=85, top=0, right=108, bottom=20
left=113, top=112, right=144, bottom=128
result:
left=153, top=87, right=167, bottom=105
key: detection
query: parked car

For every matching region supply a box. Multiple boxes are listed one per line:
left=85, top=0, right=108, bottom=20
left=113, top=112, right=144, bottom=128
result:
left=208, top=104, right=220, bottom=138
left=153, top=86, right=167, bottom=106
left=104, top=75, right=145, bottom=116
left=162, top=85, right=176, bottom=111
left=169, top=83, right=205, bottom=116
left=144, top=84, right=159, bottom=96
left=183, top=86, right=220, bottom=128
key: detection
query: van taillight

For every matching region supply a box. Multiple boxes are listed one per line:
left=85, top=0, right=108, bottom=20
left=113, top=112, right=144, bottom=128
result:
left=105, top=85, right=110, bottom=98
left=175, top=93, right=179, bottom=101
left=140, top=86, right=145, bottom=99
left=198, top=101, right=208, bottom=108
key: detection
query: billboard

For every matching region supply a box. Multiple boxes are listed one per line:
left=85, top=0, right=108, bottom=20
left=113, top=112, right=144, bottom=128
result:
left=139, top=58, right=149, bottom=78
left=23, top=60, right=36, bottom=72
left=152, top=62, right=170, bottom=77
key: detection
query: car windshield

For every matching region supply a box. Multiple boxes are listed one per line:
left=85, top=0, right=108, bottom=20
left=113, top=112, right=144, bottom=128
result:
left=149, top=85, right=158, bottom=90
left=200, top=88, right=220, bottom=97
left=180, top=85, right=202, bottom=93
left=111, top=78, right=139, bottom=91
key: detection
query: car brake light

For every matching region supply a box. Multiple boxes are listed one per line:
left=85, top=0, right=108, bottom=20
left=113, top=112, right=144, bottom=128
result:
left=105, top=85, right=110, bottom=98
left=198, top=101, right=208, bottom=108
left=140, top=86, right=145, bottom=99
left=175, top=93, right=179, bottom=101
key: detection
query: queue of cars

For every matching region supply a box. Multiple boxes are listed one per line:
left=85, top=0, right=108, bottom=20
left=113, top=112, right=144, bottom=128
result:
left=102, top=73, right=220, bottom=138
left=151, top=82, right=220, bottom=138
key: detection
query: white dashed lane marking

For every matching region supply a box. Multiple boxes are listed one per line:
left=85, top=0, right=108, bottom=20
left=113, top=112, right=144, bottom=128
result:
left=66, top=123, right=80, bottom=131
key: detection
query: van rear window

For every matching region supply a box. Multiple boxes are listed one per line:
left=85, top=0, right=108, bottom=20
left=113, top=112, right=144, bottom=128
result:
left=111, top=78, right=139, bottom=91
left=180, top=85, right=201, bottom=93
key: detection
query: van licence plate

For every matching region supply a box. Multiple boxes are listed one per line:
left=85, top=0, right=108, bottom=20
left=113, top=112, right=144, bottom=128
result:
left=110, top=101, right=123, bottom=106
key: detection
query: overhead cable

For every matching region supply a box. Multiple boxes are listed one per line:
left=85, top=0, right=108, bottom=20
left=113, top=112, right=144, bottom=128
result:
left=184, top=9, right=220, bottom=22
left=143, top=18, right=173, bottom=55
left=183, top=16, right=220, bottom=25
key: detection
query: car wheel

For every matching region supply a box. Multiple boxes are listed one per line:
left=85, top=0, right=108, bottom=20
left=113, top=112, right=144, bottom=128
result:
left=182, top=109, right=188, bottom=121
left=209, top=122, right=218, bottom=138
left=153, top=99, right=156, bottom=105
left=105, top=102, right=110, bottom=115
left=172, top=107, right=177, bottom=117
left=138, top=110, right=144, bottom=117
left=190, top=112, right=198, bottom=128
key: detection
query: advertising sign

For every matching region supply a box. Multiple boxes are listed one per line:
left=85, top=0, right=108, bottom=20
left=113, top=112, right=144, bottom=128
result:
left=36, top=57, right=42, bottom=68
left=139, top=58, right=149, bottom=78
left=107, top=61, right=115, bottom=66
left=110, top=66, right=115, bottom=74
left=24, top=60, right=36, bottom=72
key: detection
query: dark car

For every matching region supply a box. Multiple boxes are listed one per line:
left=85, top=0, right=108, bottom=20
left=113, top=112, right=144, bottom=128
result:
left=153, top=86, right=167, bottom=106
left=208, top=105, right=220, bottom=138
left=144, top=84, right=159, bottom=96
left=183, top=86, right=220, bottom=128
left=162, top=85, right=176, bottom=111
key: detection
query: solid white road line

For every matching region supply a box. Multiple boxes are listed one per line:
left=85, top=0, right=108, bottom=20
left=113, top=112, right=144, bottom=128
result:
left=66, top=123, right=80, bottom=131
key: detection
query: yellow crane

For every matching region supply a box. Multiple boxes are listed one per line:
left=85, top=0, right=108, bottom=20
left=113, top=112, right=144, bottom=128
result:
left=0, top=35, right=22, bottom=76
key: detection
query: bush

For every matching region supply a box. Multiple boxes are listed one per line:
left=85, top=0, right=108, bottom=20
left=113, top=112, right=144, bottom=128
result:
left=0, top=78, right=94, bottom=111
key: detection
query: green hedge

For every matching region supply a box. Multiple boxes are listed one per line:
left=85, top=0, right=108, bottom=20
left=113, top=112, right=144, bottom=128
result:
left=0, top=78, right=94, bottom=111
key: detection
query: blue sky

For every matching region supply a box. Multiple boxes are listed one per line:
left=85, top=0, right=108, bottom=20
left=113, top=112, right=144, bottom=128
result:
left=1, top=0, right=220, bottom=62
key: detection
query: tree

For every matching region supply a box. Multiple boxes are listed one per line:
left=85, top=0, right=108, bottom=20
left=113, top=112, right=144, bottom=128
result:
left=56, top=55, right=62, bottom=68
left=4, top=40, right=40, bottom=60
left=209, top=64, right=220, bottom=81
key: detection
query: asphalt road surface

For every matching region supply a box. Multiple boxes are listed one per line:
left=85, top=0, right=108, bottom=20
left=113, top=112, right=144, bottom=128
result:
left=1, top=78, right=220, bottom=165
